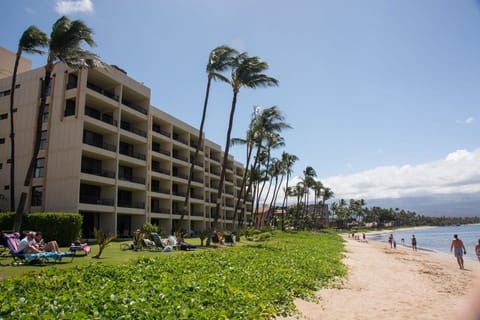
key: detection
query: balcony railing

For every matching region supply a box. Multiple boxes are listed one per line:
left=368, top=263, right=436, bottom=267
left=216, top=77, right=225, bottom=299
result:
left=118, top=175, right=145, bottom=184
left=210, top=156, right=220, bottom=162
left=151, top=207, right=170, bottom=214
left=172, top=153, right=189, bottom=163
left=120, top=122, right=147, bottom=137
left=118, top=201, right=145, bottom=209
left=152, top=145, right=171, bottom=156
left=119, top=149, right=146, bottom=161
left=192, top=176, right=203, bottom=184
left=84, top=107, right=117, bottom=127
left=152, top=166, right=170, bottom=175
left=81, top=167, right=115, bottom=178
left=172, top=172, right=188, bottom=180
left=80, top=196, right=114, bottom=206
left=191, top=211, right=204, bottom=217
left=172, top=134, right=188, bottom=145
left=190, top=158, right=204, bottom=167
left=83, top=137, right=116, bottom=152
left=191, top=194, right=203, bottom=200
left=87, top=82, right=119, bottom=101
left=210, top=170, right=220, bottom=176
left=152, top=125, right=170, bottom=138
left=121, top=98, right=148, bottom=115
left=151, top=187, right=170, bottom=194
left=172, top=190, right=186, bottom=197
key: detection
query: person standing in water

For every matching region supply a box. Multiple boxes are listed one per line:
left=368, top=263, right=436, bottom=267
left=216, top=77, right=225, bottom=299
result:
left=450, top=234, right=466, bottom=270
left=411, top=235, right=417, bottom=251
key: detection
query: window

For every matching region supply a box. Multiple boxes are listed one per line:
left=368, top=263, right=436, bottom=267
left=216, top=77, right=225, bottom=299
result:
left=45, top=80, right=52, bottom=97
left=31, top=186, right=43, bottom=206
left=0, top=89, right=11, bottom=97
left=64, top=98, right=76, bottom=117
left=42, top=104, right=49, bottom=123
left=0, top=113, right=7, bottom=120
left=66, top=73, right=78, bottom=90
left=0, top=138, right=5, bottom=144
left=34, top=158, right=45, bottom=178
left=4, top=185, right=9, bottom=190
left=40, top=130, right=47, bottom=150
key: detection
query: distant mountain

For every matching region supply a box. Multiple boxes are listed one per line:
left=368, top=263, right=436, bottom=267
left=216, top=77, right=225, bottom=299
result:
left=364, top=192, right=480, bottom=217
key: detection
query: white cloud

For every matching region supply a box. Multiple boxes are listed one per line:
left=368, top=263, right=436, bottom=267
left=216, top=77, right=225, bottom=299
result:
left=456, top=116, right=475, bottom=125
left=321, top=149, right=480, bottom=200
left=55, top=0, right=94, bottom=14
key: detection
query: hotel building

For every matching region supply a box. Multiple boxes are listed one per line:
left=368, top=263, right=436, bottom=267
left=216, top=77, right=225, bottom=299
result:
left=0, top=47, right=252, bottom=237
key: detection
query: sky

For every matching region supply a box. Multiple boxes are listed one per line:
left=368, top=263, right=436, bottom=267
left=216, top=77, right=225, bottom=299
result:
left=1, top=0, right=480, bottom=216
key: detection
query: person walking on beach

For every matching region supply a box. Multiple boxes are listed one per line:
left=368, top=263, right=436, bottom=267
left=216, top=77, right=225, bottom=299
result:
left=450, top=234, right=466, bottom=269
left=475, top=239, right=480, bottom=262
left=388, top=234, right=394, bottom=248
left=411, top=235, right=417, bottom=251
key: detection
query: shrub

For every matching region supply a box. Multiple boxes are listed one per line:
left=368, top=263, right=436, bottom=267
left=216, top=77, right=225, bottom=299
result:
left=22, top=212, right=82, bottom=246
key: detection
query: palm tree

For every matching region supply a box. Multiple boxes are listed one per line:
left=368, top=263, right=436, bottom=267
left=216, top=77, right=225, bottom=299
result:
left=320, top=187, right=334, bottom=227
left=9, top=26, right=48, bottom=212
left=280, top=152, right=298, bottom=230
left=14, top=16, right=104, bottom=231
left=179, top=45, right=237, bottom=229
left=213, top=53, right=278, bottom=229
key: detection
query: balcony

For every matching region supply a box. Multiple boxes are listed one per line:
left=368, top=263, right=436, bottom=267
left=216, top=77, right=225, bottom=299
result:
left=210, top=155, right=220, bottom=163
left=87, top=82, right=119, bottom=101
left=80, top=196, right=114, bottom=206
left=191, top=211, right=204, bottom=217
left=190, top=158, right=204, bottom=167
left=172, top=152, right=189, bottom=163
left=83, top=136, right=116, bottom=152
left=120, top=122, right=147, bottom=137
left=122, top=98, right=148, bottom=115
left=118, top=174, right=145, bottom=184
left=172, top=172, right=188, bottom=180
left=151, top=207, right=170, bottom=214
left=191, top=193, right=203, bottom=200
left=119, top=149, right=146, bottom=161
left=151, top=187, right=170, bottom=195
left=152, top=144, right=171, bottom=156
left=81, top=167, right=115, bottom=178
left=192, top=176, right=203, bottom=184
left=84, top=107, right=117, bottom=127
left=152, top=165, right=170, bottom=175
left=172, top=190, right=186, bottom=197
left=172, top=134, right=188, bottom=145
left=118, top=201, right=145, bottom=209
left=152, top=124, right=170, bottom=138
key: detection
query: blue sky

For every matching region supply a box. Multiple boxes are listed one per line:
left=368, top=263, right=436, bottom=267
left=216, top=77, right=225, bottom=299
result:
left=2, top=0, right=480, bottom=215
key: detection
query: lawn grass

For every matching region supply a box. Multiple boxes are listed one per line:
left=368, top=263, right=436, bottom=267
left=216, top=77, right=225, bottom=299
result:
left=0, top=231, right=346, bottom=319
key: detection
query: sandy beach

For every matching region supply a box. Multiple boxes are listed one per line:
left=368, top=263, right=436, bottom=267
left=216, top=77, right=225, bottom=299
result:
left=281, top=235, right=480, bottom=320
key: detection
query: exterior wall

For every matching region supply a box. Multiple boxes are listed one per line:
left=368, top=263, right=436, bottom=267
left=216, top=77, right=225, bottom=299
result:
left=0, top=50, right=251, bottom=237
left=0, top=47, right=32, bottom=79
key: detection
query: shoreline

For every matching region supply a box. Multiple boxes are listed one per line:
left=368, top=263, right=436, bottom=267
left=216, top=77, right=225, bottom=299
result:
left=280, top=235, right=480, bottom=320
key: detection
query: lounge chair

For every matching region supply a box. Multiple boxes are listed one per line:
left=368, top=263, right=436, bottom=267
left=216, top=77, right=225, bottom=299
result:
left=150, top=233, right=174, bottom=252
left=69, top=244, right=91, bottom=256
left=4, top=234, right=74, bottom=264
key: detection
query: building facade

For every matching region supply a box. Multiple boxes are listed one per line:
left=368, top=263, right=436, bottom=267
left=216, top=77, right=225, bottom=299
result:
left=0, top=50, right=252, bottom=237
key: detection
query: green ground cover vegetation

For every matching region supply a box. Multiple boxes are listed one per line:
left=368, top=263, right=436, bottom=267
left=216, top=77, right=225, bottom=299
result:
left=0, top=231, right=345, bottom=319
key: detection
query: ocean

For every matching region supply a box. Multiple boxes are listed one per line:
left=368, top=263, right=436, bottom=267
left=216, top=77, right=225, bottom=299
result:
left=366, top=224, right=480, bottom=261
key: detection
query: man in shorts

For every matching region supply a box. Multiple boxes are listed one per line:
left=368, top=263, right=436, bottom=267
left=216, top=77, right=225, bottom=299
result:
left=450, top=234, right=466, bottom=270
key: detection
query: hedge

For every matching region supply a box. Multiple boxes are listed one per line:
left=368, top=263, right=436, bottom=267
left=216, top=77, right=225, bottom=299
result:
left=0, top=212, right=82, bottom=246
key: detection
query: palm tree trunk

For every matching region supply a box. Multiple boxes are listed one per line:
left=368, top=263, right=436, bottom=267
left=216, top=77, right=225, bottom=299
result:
left=213, top=90, right=238, bottom=230
left=14, top=66, right=52, bottom=231
left=281, top=173, right=290, bottom=231
left=9, top=48, right=21, bottom=212
left=179, top=76, right=212, bottom=230
left=232, top=139, right=254, bottom=232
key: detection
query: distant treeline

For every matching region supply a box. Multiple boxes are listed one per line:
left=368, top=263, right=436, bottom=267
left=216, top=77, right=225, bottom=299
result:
left=330, top=199, right=480, bottom=229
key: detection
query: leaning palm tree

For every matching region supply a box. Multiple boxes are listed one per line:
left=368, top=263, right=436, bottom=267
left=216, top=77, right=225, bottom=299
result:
left=14, top=16, right=104, bottom=231
left=179, top=46, right=237, bottom=229
left=213, top=53, right=278, bottom=229
left=9, top=26, right=48, bottom=213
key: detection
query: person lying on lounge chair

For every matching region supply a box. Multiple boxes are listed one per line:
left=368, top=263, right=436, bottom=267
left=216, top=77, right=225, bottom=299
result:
left=34, top=232, right=60, bottom=252
left=176, top=233, right=196, bottom=251
left=17, top=232, right=43, bottom=254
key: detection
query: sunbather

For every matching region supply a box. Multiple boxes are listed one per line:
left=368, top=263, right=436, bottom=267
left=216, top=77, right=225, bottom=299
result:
left=176, top=233, right=196, bottom=250
left=34, top=232, right=60, bottom=252
left=17, top=232, right=43, bottom=254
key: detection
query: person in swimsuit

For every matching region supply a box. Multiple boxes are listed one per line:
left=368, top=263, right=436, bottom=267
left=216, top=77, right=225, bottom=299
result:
left=411, top=235, right=417, bottom=251
left=475, top=239, right=480, bottom=262
left=450, top=234, right=466, bottom=269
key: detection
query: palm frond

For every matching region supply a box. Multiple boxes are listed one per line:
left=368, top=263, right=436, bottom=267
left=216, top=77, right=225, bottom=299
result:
left=19, top=26, right=48, bottom=55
